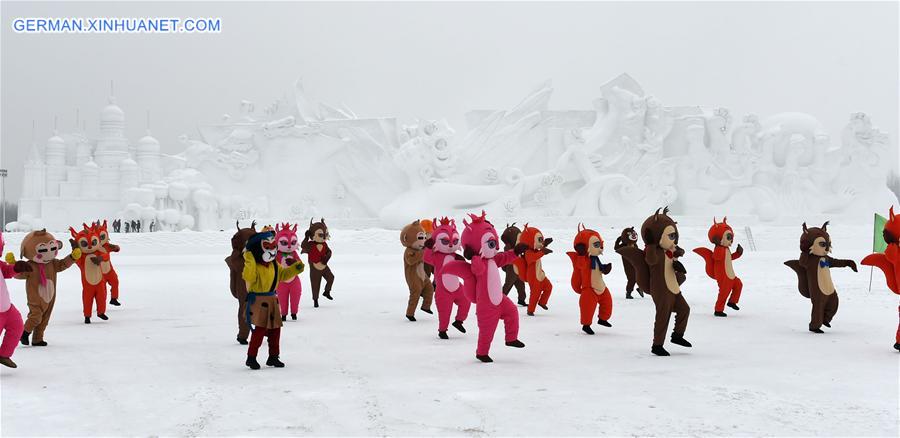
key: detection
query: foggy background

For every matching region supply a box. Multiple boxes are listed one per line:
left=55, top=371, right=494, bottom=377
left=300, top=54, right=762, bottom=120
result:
left=2, top=1, right=898, bottom=203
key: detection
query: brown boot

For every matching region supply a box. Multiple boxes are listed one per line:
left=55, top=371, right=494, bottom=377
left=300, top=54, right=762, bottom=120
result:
left=0, top=356, right=17, bottom=368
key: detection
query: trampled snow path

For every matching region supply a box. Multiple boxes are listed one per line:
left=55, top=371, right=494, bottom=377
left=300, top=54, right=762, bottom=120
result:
left=0, top=224, right=897, bottom=436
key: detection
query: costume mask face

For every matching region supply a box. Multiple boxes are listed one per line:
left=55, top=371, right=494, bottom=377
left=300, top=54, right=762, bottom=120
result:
left=24, top=229, right=64, bottom=264
left=261, top=236, right=277, bottom=263
left=588, top=235, right=603, bottom=256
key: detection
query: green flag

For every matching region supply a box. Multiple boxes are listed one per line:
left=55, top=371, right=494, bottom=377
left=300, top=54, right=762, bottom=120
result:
left=873, top=213, right=888, bottom=253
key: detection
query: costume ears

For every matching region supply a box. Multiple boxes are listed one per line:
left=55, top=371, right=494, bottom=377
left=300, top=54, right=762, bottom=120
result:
left=69, top=227, right=78, bottom=238
left=802, top=222, right=808, bottom=233
left=250, top=220, right=257, bottom=231
left=292, top=223, right=298, bottom=232
left=577, top=223, right=586, bottom=232
left=821, top=221, right=829, bottom=232
left=891, top=206, right=896, bottom=220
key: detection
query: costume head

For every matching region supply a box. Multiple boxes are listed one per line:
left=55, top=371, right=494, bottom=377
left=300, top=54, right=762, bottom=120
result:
left=518, top=224, right=545, bottom=251
left=708, top=217, right=734, bottom=247
left=800, top=222, right=831, bottom=258
left=641, top=207, right=679, bottom=251
left=884, top=207, right=900, bottom=245
left=246, top=228, right=277, bottom=264
left=501, top=223, right=522, bottom=250
left=573, top=223, right=603, bottom=256
left=461, top=210, right=500, bottom=260
left=400, top=220, right=427, bottom=250
left=430, top=217, right=460, bottom=254
left=307, top=218, right=329, bottom=244
left=92, top=220, right=110, bottom=246
left=231, top=220, right=257, bottom=252
left=275, top=222, right=299, bottom=253
left=23, top=229, right=64, bottom=264
left=620, top=227, right=638, bottom=245
left=69, top=223, right=102, bottom=255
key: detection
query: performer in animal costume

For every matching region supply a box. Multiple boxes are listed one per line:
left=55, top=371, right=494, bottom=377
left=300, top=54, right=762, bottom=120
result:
left=567, top=224, right=614, bottom=335
left=274, top=223, right=303, bottom=321
left=70, top=224, right=111, bottom=323
left=514, top=224, right=554, bottom=316
left=421, top=218, right=435, bottom=279
left=242, top=227, right=305, bottom=369
left=614, top=227, right=644, bottom=299
left=446, top=211, right=525, bottom=362
left=500, top=223, right=527, bottom=306
left=301, top=218, right=334, bottom=308
left=693, top=217, right=744, bottom=317
left=400, top=220, right=434, bottom=321
left=861, top=207, right=900, bottom=351
left=616, top=207, right=691, bottom=356
left=0, top=232, right=32, bottom=367
left=423, top=217, right=470, bottom=339
left=225, top=221, right=257, bottom=344
left=785, top=222, right=857, bottom=333
left=9, top=229, right=80, bottom=346
left=94, top=220, right=121, bottom=306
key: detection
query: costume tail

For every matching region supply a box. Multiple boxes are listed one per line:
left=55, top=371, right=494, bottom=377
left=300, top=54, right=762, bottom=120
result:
left=443, top=260, right=476, bottom=303
left=616, top=246, right=651, bottom=295
left=692, top=247, right=716, bottom=280
left=784, top=260, right=809, bottom=298
left=566, top=251, right=582, bottom=294
left=861, top=253, right=899, bottom=294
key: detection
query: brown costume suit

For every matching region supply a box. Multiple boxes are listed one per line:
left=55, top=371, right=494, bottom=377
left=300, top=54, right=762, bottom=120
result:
left=225, top=221, right=256, bottom=344
left=500, top=224, right=526, bottom=306
left=301, top=219, right=335, bottom=306
left=400, top=220, right=434, bottom=319
left=16, top=230, right=77, bottom=344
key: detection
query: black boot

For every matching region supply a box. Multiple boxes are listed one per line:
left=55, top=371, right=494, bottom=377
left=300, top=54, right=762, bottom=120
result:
left=266, top=356, right=285, bottom=368
left=452, top=320, right=466, bottom=333
left=637, top=288, right=645, bottom=298
left=84, top=317, right=91, bottom=324
left=809, top=328, right=824, bottom=333
left=406, top=315, right=416, bottom=322
left=314, top=299, right=319, bottom=308
left=714, top=311, right=728, bottom=317
left=823, top=322, right=831, bottom=328
left=651, top=345, right=670, bottom=356
left=727, top=302, right=740, bottom=311
left=246, top=356, right=261, bottom=370
left=0, top=357, right=17, bottom=368
left=97, top=313, right=109, bottom=321
left=582, top=325, right=595, bottom=335
left=281, top=315, right=287, bottom=322
left=527, top=312, right=535, bottom=316
left=597, top=319, right=612, bottom=327
left=420, top=308, right=433, bottom=314
left=625, top=291, right=633, bottom=299
left=109, top=298, right=121, bottom=306
left=237, top=337, right=248, bottom=345
left=670, top=334, right=692, bottom=347
left=517, top=299, right=527, bottom=307
left=438, top=330, right=449, bottom=340
left=476, top=355, right=493, bottom=363
left=323, top=291, right=333, bottom=300
left=539, top=304, right=549, bottom=310
left=505, top=340, right=525, bottom=348
left=32, top=340, right=47, bottom=347
left=291, top=313, right=297, bottom=321
left=894, top=342, right=900, bottom=351
left=20, top=331, right=29, bottom=346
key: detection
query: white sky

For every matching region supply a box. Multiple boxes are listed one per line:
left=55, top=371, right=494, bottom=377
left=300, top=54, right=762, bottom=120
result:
left=1, top=1, right=898, bottom=201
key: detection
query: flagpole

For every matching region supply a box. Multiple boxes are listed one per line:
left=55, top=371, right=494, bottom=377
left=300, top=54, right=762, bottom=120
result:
left=869, top=212, right=876, bottom=293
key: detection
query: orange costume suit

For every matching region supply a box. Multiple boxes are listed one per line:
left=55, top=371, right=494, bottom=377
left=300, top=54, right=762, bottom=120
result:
left=566, top=224, right=613, bottom=335
left=70, top=224, right=111, bottom=323
left=94, top=220, right=121, bottom=306
left=861, top=207, right=900, bottom=351
left=693, top=217, right=744, bottom=317
left=513, top=225, right=553, bottom=316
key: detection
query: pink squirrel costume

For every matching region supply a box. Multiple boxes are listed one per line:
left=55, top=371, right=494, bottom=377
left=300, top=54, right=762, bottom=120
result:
left=444, top=211, right=525, bottom=362
left=274, top=223, right=303, bottom=321
left=423, top=217, right=471, bottom=339
left=0, top=232, right=28, bottom=368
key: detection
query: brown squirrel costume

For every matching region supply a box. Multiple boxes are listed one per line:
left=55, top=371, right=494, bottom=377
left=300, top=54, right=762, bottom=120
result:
left=14, top=230, right=79, bottom=346
left=614, top=227, right=644, bottom=299
left=225, top=221, right=257, bottom=345
left=616, top=207, right=691, bottom=356
left=400, top=220, right=434, bottom=321
left=501, top=223, right=527, bottom=306
left=301, top=218, right=335, bottom=307
left=784, top=222, right=857, bottom=333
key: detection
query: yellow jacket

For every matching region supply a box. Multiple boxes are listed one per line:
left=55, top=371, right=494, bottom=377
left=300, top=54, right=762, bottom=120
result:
left=242, top=251, right=304, bottom=293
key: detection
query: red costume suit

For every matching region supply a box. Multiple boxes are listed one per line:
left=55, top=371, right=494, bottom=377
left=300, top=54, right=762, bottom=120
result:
left=423, top=217, right=471, bottom=339
left=860, top=207, right=900, bottom=351
left=94, top=220, right=121, bottom=306
left=513, top=225, right=553, bottom=316
left=443, top=211, right=525, bottom=363
left=70, top=225, right=111, bottom=323
left=693, top=217, right=744, bottom=317
left=567, top=224, right=613, bottom=335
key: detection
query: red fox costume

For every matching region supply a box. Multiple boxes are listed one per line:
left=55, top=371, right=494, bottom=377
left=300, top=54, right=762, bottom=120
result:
left=693, top=217, right=744, bottom=317
left=70, top=224, right=111, bottom=323
left=94, top=220, right=122, bottom=306
left=567, top=224, right=614, bottom=335
left=860, top=206, right=900, bottom=351
left=513, top=225, right=553, bottom=316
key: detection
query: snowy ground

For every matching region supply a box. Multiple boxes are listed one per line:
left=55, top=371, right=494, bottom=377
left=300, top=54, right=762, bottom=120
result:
left=0, top=220, right=898, bottom=436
